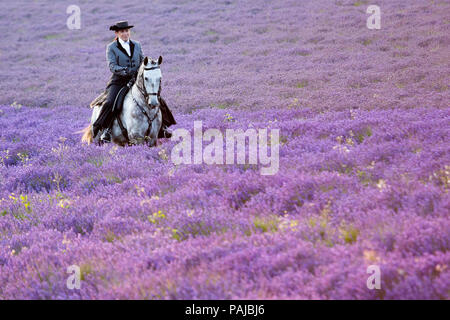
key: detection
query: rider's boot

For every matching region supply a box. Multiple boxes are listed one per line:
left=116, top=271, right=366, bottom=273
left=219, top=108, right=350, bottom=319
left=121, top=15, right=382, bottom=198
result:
left=100, top=127, right=112, bottom=143
left=159, top=125, right=172, bottom=138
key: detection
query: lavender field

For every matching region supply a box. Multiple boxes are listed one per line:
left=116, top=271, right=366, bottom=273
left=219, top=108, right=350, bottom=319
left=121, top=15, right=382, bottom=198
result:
left=0, top=0, right=449, bottom=299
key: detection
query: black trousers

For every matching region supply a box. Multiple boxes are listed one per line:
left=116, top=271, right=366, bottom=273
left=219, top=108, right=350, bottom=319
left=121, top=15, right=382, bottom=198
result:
left=92, top=83, right=123, bottom=137
left=92, top=74, right=176, bottom=139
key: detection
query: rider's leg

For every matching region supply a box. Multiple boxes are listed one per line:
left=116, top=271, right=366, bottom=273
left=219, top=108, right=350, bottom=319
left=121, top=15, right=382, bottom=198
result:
left=159, top=97, right=176, bottom=126
left=157, top=97, right=176, bottom=138
left=96, top=84, right=122, bottom=142
left=158, top=124, right=172, bottom=138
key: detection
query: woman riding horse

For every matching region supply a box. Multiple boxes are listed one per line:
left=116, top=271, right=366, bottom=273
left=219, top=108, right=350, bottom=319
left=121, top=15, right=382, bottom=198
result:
left=93, top=20, right=176, bottom=143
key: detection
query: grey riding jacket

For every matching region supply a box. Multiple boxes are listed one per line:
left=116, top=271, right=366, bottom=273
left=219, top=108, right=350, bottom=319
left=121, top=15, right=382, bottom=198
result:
left=106, top=38, right=144, bottom=79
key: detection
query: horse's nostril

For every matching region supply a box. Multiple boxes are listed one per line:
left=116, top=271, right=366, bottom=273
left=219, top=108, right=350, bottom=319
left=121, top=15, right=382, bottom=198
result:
left=148, top=96, right=159, bottom=106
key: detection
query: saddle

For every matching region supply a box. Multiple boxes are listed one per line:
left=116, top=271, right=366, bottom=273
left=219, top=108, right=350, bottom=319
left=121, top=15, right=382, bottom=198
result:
left=90, top=84, right=131, bottom=142
left=89, top=91, right=107, bottom=109
left=90, top=74, right=137, bottom=108
left=89, top=86, right=129, bottom=112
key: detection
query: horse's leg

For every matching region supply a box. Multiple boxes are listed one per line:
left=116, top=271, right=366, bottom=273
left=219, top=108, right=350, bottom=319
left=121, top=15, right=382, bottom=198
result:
left=121, top=93, right=143, bottom=145
left=147, top=109, right=162, bottom=148
left=110, top=119, right=127, bottom=147
left=126, top=119, right=146, bottom=145
left=128, top=119, right=148, bottom=145
left=129, top=132, right=146, bottom=145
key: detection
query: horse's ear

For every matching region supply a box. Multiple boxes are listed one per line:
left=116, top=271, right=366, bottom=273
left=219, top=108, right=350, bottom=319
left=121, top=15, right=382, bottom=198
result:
left=158, top=55, right=163, bottom=65
left=144, top=56, right=148, bottom=65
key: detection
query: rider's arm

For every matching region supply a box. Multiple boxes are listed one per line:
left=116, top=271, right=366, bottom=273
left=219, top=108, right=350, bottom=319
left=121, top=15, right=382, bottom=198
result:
left=106, top=44, right=127, bottom=76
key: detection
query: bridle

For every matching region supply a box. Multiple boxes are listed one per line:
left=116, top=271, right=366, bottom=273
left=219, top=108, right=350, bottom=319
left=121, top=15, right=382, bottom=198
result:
left=136, top=65, right=161, bottom=103
left=131, top=65, right=162, bottom=124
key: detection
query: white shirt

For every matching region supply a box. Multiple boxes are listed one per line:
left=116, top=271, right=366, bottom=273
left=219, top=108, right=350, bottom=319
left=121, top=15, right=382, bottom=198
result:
left=118, top=37, right=131, bottom=57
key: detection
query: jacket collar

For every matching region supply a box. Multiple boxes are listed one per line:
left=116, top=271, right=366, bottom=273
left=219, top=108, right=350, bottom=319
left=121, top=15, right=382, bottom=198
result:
left=116, top=38, right=135, bottom=58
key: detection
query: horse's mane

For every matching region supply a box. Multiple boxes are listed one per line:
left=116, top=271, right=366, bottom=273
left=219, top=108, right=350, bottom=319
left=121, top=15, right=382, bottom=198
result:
left=135, top=60, right=146, bottom=89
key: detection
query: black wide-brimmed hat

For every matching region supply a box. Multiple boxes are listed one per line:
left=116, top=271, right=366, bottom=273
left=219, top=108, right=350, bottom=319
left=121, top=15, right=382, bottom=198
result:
left=109, top=20, right=134, bottom=31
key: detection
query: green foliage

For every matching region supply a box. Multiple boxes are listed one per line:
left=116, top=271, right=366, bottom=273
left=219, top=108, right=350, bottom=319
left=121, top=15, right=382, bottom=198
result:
left=86, top=157, right=103, bottom=167
left=105, top=174, right=122, bottom=184
left=223, top=113, right=235, bottom=122
left=353, top=1, right=367, bottom=6
left=171, top=220, right=227, bottom=241
left=104, top=230, right=119, bottom=243
left=356, top=126, right=373, bottom=143
left=340, top=223, right=360, bottom=244
left=8, top=193, right=32, bottom=220
left=148, top=210, right=166, bottom=225
left=44, top=33, right=64, bottom=40
left=253, top=215, right=279, bottom=233
left=171, top=228, right=182, bottom=241
left=80, top=263, right=93, bottom=281
left=296, top=80, right=309, bottom=88
left=356, top=169, right=372, bottom=186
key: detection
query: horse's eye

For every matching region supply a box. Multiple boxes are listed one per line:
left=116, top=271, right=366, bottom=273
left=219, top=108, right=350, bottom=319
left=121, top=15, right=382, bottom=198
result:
left=144, top=77, right=148, bottom=81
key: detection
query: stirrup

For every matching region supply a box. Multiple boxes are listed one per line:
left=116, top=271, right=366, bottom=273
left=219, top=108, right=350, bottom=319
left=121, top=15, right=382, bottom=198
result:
left=162, top=127, right=172, bottom=138
left=100, top=128, right=112, bottom=143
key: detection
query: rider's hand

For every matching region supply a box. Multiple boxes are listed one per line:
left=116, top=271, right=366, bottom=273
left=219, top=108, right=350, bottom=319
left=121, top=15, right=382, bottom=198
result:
left=125, top=68, right=135, bottom=77
left=118, top=67, right=128, bottom=76
left=126, top=77, right=135, bottom=88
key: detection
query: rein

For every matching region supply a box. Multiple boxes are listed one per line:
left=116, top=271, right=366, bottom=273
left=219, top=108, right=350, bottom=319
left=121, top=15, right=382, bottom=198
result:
left=137, top=65, right=161, bottom=102
left=130, top=65, right=162, bottom=138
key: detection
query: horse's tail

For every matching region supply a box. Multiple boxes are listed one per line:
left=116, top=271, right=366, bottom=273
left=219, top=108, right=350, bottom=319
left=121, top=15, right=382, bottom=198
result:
left=76, top=124, right=94, bottom=144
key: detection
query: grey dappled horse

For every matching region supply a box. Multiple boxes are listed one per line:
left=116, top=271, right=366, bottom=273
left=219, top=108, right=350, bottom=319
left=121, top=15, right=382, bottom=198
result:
left=80, top=56, right=163, bottom=147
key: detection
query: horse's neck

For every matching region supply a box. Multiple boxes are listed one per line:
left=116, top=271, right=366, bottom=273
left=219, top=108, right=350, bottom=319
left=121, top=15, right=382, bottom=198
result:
left=130, top=82, right=146, bottom=106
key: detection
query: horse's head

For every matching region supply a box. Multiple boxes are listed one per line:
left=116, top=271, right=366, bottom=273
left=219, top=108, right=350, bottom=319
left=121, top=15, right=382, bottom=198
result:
left=138, top=56, right=163, bottom=107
